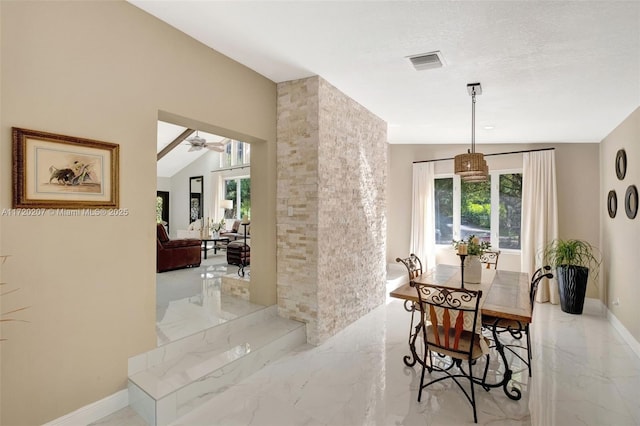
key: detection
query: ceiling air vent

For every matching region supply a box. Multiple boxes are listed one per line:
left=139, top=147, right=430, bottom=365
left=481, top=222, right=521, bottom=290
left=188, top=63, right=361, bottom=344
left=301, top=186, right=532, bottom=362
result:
left=408, top=51, right=445, bottom=71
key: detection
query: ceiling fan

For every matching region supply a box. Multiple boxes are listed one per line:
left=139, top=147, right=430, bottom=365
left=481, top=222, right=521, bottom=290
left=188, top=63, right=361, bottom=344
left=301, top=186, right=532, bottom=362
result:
left=185, top=131, right=230, bottom=152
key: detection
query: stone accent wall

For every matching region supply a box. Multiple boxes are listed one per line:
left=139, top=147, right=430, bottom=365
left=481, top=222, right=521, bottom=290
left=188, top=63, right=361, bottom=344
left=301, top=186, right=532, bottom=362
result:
left=221, top=274, right=250, bottom=300
left=277, top=76, right=387, bottom=345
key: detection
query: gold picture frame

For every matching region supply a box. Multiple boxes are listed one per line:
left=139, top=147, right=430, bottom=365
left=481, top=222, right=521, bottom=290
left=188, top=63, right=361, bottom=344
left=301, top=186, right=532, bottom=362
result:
left=12, top=127, right=119, bottom=209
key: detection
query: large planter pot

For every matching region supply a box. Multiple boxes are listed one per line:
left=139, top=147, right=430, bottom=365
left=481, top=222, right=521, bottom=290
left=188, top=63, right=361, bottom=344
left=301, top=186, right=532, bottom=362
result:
left=464, top=255, right=482, bottom=284
left=556, top=265, right=589, bottom=314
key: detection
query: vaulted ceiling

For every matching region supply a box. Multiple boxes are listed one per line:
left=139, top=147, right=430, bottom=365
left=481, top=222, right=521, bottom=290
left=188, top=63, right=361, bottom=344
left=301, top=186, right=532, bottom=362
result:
left=156, top=121, right=226, bottom=178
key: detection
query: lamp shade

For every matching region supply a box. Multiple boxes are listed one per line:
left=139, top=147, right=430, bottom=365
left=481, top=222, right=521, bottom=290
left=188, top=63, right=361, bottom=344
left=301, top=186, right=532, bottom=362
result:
left=453, top=82, right=489, bottom=179
left=454, top=152, right=486, bottom=176
left=462, top=163, right=489, bottom=183
left=221, top=199, right=233, bottom=210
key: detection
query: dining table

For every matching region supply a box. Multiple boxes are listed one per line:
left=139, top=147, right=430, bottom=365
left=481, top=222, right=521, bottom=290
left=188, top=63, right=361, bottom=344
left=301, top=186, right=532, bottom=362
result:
left=389, top=263, right=530, bottom=400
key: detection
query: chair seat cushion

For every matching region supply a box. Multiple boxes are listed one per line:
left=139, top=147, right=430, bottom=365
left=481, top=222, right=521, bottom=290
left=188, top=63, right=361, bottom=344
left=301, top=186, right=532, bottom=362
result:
left=482, top=315, right=525, bottom=330
left=426, top=325, right=488, bottom=359
left=227, top=241, right=250, bottom=252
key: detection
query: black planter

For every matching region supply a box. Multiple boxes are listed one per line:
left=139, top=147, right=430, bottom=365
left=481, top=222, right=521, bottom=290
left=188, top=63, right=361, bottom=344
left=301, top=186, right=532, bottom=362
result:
left=556, top=265, right=589, bottom=314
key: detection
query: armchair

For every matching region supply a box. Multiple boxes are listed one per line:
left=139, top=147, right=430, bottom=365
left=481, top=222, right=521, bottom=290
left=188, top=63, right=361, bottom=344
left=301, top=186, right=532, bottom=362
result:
left=156, top=223, right=202, bottom=272
left=220, top=220, right=250, bottom=241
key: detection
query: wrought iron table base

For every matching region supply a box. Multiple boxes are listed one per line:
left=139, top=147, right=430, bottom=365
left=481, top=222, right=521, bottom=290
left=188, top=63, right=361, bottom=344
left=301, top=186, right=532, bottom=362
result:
left=457, top=253, right=467, bottom=289
left=402, top=299, right=424, bottom=367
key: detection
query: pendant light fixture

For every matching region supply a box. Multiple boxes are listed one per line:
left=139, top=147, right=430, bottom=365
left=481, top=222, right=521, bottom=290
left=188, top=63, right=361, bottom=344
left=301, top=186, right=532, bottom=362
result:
left=454, top=83, right=488, bottom=182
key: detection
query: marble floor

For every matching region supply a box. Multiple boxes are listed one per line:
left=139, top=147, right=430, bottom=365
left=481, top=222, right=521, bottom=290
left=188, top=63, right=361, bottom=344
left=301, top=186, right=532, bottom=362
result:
left=94, top=264, right=640, bottom=426
left=156, top=254, right=261, bottom=345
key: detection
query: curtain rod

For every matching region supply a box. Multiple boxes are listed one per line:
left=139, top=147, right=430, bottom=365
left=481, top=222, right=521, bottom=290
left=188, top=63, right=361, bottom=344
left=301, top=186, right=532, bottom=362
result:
left=211, top=165, right=250, bottom=172
left=412, top=147, right=555, bottom=164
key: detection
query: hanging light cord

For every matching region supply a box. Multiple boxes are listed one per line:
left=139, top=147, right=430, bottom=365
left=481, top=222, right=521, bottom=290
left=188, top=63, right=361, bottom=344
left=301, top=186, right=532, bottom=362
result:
left=470, top=87, right=476, bottom=154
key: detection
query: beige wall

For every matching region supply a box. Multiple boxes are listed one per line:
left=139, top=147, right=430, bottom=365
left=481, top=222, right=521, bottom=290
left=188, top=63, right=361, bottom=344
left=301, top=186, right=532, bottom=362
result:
left=600, top=107, right=640, bottom=342
left=0, top=2, right=276, bottom=425
left=387, top=142, right=601, bottom=297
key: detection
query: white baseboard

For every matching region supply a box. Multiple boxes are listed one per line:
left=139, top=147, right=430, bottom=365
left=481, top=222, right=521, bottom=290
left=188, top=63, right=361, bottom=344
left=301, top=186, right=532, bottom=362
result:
left=42, top=389, right=128, bottom=426
left=606, top=304, right=640, bottom=360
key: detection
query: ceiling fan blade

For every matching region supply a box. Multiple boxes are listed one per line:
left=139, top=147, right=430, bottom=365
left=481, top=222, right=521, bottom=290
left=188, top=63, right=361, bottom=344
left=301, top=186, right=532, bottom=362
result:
left=206, top=145, right=225, bottom=152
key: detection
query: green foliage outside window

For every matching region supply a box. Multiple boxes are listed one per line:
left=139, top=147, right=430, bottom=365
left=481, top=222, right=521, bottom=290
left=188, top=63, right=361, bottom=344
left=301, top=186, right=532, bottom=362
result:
left=498, top=173, right=522, bottom=249
left=225, top=178, right=251, bottom=219
left=461, top=178, right=491, bottom=240
left=435, top=173, right=521, bottom=249
left=435, top=178, right=453, bottom=244
left=156, top=196, right=163, bottom=223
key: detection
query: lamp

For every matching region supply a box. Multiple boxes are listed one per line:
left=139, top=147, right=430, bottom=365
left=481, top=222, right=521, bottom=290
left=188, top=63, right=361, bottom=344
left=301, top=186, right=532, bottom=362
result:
left=220, top=199, right=233, bottom=210
left=454, top=83, right=488, bottom=182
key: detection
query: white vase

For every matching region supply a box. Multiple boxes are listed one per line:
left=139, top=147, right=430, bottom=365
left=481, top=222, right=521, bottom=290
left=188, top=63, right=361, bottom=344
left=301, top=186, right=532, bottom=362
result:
left=464, top=255, right=482, bottom=284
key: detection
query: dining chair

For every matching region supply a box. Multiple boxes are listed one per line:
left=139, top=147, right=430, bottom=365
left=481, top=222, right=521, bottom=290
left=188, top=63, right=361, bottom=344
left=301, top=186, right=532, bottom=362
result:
left=395, top=254, right=424, bottom=367
left=395, top=253, right=423, bottom=281
left=413, top=282, right=486, bottom=423
left=482, top=265, right=553, bottom=377
left=479, top=250, right=501, bottom=269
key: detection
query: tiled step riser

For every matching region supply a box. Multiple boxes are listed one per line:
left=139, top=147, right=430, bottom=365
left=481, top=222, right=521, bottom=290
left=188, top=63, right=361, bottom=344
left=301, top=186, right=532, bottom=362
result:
left=129, top=306, right=278, bottom=375
left=174, top=326, right=306, bottom=421
left=129, top=326, right=305, bottom=426
left=128, top=312, right=306, bottom=426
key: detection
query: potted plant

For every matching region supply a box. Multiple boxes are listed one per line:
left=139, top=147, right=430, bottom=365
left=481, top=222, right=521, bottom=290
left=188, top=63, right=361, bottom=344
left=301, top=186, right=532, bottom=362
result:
left=541, top=239, right=601, bottom=314
left=209, top=218, right=226, bottom=238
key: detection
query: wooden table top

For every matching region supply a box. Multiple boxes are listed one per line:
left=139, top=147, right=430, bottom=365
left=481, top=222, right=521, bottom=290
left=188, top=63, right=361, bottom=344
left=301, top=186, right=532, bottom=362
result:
left=389, top=264, right=532, bottom=323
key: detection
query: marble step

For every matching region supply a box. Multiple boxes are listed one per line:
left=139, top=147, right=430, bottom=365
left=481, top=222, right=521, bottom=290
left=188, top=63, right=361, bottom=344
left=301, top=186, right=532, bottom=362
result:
left=127, top=306, right=306, bottom=426
left=386, top=263, right=409, bottom=291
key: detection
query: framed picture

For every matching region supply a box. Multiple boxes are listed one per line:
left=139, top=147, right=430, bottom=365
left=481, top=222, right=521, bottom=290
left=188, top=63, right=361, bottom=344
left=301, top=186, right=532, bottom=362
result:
left=12, top=127, right=119, bottom=209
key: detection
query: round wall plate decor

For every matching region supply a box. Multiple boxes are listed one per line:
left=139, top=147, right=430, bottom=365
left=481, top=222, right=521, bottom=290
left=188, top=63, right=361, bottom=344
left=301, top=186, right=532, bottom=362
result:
left=615, top=149, right=627, bottom=180
left=625, top=185, right=638, bottom=219
left=607, top=190, right=617, bottom=218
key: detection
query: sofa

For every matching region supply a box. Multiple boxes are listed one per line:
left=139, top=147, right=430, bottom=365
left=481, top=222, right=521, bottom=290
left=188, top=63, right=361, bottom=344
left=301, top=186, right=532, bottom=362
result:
left=220, top=220, right=250, bottom=241
left=156, top=223, right=202, bottom=272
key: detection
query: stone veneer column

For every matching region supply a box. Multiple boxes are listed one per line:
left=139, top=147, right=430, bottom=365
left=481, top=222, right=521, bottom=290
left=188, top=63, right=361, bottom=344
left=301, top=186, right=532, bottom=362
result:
left=277, top=76, right=387, bottom=345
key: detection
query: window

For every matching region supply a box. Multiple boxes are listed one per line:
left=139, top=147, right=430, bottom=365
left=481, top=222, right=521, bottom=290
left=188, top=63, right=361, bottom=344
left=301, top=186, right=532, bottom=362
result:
left=434, top=178, right=453, bottom=244
left=221, top=141, right=250, bottom=168
left=435, top=171, right=522, bottom=250
left=461, top=177, right=491, bottom=241
left=498, top=173, right=522, bottom=249
left=224, top=177, right=251, bottom=220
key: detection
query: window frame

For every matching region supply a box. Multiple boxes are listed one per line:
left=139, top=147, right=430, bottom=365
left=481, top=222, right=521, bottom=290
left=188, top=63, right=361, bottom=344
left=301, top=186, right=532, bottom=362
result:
left=435, top=168, right=522, bottom=253
left=224, top=175, right=251, bottom=220
left=220, top=140, right=251, bottom=168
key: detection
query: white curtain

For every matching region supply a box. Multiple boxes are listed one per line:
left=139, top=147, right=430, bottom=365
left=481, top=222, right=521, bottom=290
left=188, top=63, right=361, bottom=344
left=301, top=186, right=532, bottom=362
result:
left=411, top=162, right=436, bottom=271
left=211, top=173, right=225, bottom=221
left=521, top=150, right=559, bottom=303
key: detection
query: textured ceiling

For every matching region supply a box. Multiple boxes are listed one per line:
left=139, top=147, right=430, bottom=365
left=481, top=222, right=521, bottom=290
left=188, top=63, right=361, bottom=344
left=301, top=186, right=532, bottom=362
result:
left=132, top=1, right=639, bottom=145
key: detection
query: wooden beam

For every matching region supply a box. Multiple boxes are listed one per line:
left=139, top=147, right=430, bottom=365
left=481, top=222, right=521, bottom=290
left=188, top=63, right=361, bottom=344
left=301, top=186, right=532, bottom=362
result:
left=157, top=128, right=195, bottom=161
